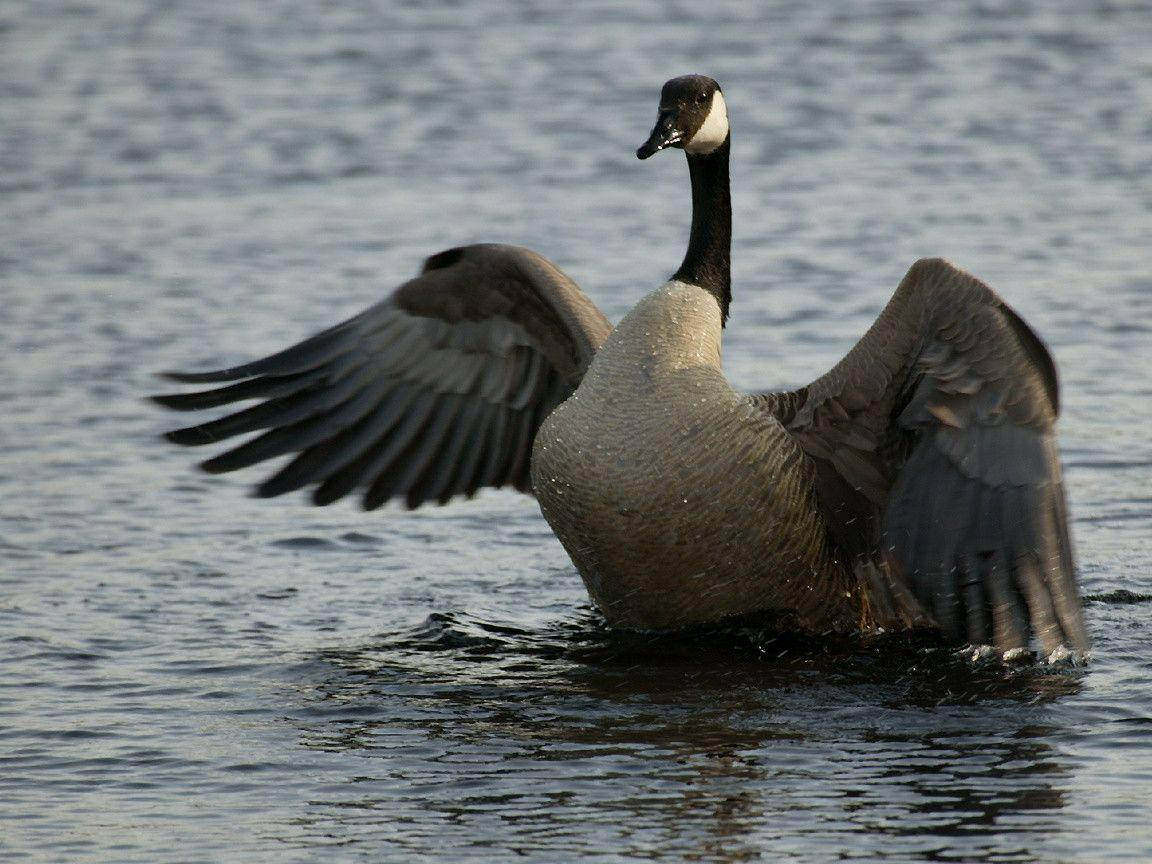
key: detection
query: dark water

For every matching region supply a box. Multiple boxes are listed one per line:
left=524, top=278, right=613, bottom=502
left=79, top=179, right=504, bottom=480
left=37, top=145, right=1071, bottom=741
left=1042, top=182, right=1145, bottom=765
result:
left=4, top=1, right=1152, bottom=861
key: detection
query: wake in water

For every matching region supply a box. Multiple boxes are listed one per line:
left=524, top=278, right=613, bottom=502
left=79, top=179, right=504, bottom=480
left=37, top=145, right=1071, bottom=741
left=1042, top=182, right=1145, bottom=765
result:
left=317, top=608, right=1087, bottom=711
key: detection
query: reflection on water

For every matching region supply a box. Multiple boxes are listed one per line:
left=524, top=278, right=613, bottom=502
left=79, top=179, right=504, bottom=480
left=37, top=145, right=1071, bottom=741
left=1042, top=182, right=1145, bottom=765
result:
left=293, top=616, right=1082, bottom=862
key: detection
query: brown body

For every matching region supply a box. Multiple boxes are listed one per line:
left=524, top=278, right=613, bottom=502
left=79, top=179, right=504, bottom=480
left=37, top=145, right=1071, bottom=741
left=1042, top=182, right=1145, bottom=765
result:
left=533, top=282, right=857, bottom=631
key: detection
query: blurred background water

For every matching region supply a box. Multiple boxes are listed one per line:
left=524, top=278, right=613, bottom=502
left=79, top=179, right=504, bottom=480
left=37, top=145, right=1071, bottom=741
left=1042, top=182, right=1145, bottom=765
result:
left=3, top=1, right=1151, bottom=861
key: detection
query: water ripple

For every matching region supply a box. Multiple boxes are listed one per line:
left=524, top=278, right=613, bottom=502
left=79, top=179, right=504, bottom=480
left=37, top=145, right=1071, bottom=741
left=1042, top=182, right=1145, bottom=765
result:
left=5, top=0, right=1152, bottom=862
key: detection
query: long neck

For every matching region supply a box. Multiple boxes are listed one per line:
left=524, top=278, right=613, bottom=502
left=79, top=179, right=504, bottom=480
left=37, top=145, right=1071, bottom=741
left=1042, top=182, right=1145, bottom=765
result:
left=673, top=136, right=732, bottom=325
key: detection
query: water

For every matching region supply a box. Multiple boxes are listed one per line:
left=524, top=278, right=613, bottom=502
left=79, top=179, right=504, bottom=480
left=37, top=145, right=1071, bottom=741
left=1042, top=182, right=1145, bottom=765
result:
left=3, top=1, right=1151, bottom=861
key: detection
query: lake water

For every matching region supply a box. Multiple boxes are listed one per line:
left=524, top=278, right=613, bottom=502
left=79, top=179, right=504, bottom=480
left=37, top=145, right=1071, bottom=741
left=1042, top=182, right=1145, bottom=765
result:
left=3, top=1, right=1152, bottom=861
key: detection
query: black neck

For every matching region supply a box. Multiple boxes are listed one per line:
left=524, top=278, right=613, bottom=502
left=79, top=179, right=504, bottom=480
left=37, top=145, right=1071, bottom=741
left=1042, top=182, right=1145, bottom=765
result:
left=672, top=136, right=732, bottom=325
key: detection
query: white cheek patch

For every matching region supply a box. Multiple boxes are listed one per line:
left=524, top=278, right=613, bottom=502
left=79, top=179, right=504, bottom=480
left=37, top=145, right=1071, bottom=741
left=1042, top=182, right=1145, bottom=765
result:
left=684, top=90, right=729, bottom=154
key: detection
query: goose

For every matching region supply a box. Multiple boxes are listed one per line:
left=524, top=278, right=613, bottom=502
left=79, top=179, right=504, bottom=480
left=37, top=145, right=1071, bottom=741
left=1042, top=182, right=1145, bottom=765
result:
left=154, top=75, right=1088, bottom=657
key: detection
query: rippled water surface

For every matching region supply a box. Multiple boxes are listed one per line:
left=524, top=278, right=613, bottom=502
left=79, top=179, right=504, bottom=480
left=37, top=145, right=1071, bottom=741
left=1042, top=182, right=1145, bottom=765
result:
left=4, top=1, right=1152, bottom=861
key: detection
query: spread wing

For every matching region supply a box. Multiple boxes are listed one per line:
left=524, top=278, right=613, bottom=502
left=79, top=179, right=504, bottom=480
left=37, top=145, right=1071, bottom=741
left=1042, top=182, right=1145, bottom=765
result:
left=153, top=244, right=612, bottom=510
left=753, top=258, right=1087, bottom=654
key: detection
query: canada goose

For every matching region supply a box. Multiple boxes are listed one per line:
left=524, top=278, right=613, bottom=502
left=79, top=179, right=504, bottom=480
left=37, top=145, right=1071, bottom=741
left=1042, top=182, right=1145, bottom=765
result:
left=155, top=75, right=1088, bottom=657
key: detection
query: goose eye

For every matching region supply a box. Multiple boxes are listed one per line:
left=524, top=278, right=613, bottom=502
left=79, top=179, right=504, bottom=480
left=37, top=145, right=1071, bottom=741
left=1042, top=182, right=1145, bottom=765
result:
left=696, top=92, right=709, bottom=104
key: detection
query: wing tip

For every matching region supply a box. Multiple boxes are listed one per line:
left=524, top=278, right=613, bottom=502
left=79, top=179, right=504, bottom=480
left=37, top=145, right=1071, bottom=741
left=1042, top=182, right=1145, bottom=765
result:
left=156, top=367, right=247, bottom=384
left=311, top=486, right=343, bottom=507
left=149, top=393, right=184, bottom=410
left=163, top=425, right=218, bottom=447
left=198, top=454, right=233, bottom=474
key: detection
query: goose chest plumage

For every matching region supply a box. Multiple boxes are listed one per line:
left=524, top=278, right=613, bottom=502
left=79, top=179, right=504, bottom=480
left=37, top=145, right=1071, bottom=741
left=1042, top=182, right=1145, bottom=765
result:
left=155, top=75, right=1088, bottom=658
left=532, top=281, right=853, bottom=632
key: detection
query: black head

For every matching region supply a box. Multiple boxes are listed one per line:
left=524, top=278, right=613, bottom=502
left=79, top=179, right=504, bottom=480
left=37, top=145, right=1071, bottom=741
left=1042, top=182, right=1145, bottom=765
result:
left=637, top=75, right=729, bottom=160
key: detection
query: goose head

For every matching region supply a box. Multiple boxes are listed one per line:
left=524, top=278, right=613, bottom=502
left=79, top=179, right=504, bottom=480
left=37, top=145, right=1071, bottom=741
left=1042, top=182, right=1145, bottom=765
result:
left=636, top=75, right=729, bottom=160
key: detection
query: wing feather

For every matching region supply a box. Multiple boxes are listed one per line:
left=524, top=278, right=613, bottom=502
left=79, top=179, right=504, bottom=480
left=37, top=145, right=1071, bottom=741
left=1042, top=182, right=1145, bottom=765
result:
left=755, top=257, right=1087, bottom=652
left=154, top=244, right=612, bottom=510
left=159, top=317, right=362, bottom=383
